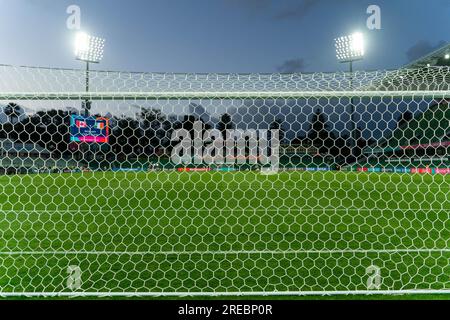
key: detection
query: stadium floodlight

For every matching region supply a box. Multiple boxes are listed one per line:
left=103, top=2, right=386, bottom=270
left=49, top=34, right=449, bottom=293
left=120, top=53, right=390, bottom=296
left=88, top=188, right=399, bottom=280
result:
left=334, top=32, right=365, bottom=159
left=445, top=53, right=450, bottom=60
left=74, top=31, right=106, bottom=117
left=334, top=32, right=365, bottom=63
left=75, top=32, right=105, bottom=64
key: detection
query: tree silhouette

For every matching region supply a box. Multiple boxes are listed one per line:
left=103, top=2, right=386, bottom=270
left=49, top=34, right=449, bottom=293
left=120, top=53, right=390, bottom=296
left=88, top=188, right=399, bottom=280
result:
left=138, top=108, right=168, bottom=156
left=217, top=113, right=234, bottom=140
left=354, top=126, right=368, bottom=159
left=307, top=109, right=335, bottom=153
left=109, top=116, right=142, bottom=162
left=269, top=118, right=285, bottom=144
left=397, top=110, right=414, bottom=129
left=4, top=103, right=22, bottom=124
left=8, top=109, right=72, bottom=159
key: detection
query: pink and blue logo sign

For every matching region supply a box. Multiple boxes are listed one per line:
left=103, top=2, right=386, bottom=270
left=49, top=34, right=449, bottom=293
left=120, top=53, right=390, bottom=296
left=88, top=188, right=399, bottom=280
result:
left=70, top=115, right=109, bottom=143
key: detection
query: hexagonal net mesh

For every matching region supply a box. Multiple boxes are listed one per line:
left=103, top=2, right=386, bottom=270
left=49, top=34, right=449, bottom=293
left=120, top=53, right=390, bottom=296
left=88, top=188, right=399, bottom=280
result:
left=0, top=65, right=448, bottom=296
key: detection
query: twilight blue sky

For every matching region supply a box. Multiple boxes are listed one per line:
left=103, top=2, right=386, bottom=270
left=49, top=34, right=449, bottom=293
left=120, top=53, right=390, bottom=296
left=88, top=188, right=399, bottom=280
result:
left=0, top=0, right=448, bottom=73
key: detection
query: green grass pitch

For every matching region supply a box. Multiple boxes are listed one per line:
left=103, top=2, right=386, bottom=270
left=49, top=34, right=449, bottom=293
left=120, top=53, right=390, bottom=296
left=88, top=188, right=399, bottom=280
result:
left=0, top=170, right=448, bottom=297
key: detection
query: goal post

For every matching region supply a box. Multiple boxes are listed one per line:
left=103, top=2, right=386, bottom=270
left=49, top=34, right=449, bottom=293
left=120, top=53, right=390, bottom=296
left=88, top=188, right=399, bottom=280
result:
left=0, top=65, right=448, bottom=296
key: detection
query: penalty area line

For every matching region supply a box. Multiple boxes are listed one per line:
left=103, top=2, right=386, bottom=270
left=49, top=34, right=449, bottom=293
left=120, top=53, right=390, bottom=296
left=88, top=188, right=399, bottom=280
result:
left=0, top=248, right=449, bottom=255
left=0, top=208, right=448, bottom=213
left=1, top=289, right=450, bottom=297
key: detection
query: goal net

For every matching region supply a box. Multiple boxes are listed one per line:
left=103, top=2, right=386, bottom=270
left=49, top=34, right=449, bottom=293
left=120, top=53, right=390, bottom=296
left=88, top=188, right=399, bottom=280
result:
left=0, top=65, right=448, bottom=296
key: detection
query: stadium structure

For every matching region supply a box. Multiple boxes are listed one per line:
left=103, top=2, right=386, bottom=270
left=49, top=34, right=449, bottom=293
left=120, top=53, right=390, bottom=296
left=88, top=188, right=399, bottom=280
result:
left=350, top=44, right=450, bottom=173
left=0, top=42, right=448, bottom=298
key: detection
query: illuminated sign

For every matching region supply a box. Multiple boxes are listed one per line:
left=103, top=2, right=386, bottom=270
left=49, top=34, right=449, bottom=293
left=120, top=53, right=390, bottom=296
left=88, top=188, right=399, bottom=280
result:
left=70, top=115, right=109, bottom=143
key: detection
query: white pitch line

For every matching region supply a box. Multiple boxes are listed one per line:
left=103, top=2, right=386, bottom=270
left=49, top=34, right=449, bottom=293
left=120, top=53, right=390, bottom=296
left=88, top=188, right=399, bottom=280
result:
left=0, top=208, right=448, bottom=213
left=0, top=249, right=449, bottom=255
left=1, top=289, right=450, bottom=297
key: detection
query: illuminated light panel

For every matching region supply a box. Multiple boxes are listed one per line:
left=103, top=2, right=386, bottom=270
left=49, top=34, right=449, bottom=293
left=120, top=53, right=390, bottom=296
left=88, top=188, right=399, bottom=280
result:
left=75, top=32, right=106, bottom=63
left=334, top=32, right=365, bottom=63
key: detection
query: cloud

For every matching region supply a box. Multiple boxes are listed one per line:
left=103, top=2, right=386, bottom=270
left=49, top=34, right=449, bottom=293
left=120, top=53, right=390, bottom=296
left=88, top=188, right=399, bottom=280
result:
left=227, top=0, right=272, bottom=11
left=225, top=0, right=321, bottom=21
left=274, top=0, right=318, bottom=21
left=276, top=58, right=306, bottom=73
left=406, top=40, right=447, bottom=62
left=225, top=0, right=272, bottom=16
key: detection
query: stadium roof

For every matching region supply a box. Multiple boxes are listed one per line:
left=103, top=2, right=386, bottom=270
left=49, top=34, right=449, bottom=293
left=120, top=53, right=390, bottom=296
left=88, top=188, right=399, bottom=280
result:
left=361, top=42, right=450, bottom=92
left=404, top=43, right=450, bottom=69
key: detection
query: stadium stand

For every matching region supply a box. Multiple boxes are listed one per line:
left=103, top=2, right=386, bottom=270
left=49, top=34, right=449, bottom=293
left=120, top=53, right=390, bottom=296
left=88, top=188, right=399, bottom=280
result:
left=358, top=99, right=449, bottom=170
left=0, top=138, right=78, bottom=174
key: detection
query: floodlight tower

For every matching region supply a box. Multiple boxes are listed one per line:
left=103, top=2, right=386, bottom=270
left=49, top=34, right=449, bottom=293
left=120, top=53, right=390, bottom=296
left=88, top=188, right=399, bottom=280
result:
left=334, top=32, right=365, bottom=158
left=335, top=32, right=365, bottom=75
left=74, top=32, right=105, bottom=117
